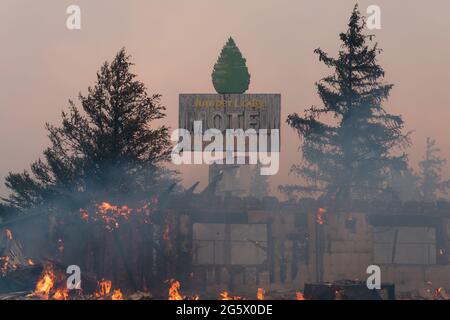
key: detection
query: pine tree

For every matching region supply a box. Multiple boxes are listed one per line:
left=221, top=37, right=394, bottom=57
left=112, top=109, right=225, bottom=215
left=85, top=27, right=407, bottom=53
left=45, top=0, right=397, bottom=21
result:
left=387, top=165, right=420, bottom=202
left=286, top=5, right=410, bottom=202
left=0, top=203, right=18, bottom=222
left=418, top=138, right=450, bottom=201
left=4, top=48, right=175, bottom=210
left=212, top=37, right=251, bottom=94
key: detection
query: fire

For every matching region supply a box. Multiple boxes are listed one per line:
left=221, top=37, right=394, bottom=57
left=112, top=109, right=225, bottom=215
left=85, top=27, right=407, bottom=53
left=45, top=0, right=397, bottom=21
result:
left=80, top=201, right=156, bottom=232
left=220, top=291, right=232, bottom=300
left=95, top=279, right=113, bottom=297
left=168, top=279, right=185, bottom=300
left=52, top=288, right=69, bottom=300
left=433, top=287, right=450, bottom=300
left=316, top=207, right=327, bottom=225
left=335, top=289, right=344, bottom=300
left=434, top=287, right=444, bottom=298
left=257, top=288, right=265, bottom=300
left=111, top=289, right=124, bottom=300
left=99, top=202, right=115, bottom=211
left=96, top=202, right=129, bottom=230
left=220, top=291, right=242, bottom=300
left=95, top=279, right=125, bottom=300
left=0, top=256, right=10, bottom=275
left=5, top=229, right=13, bottom=240
left=26, top=259, right=35, bottom=266
left=80, top=208, right=89, bottom=220
left=295, top=292, right=305, bottom=300
left=35, top=265, right=56, bottom=299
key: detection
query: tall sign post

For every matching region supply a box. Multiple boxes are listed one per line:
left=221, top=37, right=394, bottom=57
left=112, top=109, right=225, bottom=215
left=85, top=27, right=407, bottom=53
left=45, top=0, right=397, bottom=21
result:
left=177, top=37, right=281, bottom=195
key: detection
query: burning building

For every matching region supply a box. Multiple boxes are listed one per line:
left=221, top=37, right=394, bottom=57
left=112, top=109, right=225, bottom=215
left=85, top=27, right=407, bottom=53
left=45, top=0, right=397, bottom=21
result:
left=165, top=192, right=450, bottom=299
left=2, top=177, right=450, bottom=300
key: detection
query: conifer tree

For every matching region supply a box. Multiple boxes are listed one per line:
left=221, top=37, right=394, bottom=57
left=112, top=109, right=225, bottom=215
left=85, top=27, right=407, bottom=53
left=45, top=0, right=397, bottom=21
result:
left=4, top=48, right=175, bottom=210
left=286, top=5, right=410, bottom=201
left=212, top=37, right=251, bottom=94
left=387, top=165, right=420, bottom=202
left=0, top=203, right=16, bottom=222
left=418, top=138, right=450, bottom=201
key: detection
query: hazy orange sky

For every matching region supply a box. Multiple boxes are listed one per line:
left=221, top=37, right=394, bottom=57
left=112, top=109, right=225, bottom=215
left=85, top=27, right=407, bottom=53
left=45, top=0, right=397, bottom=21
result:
left=1, top=0, right=449, bottom=198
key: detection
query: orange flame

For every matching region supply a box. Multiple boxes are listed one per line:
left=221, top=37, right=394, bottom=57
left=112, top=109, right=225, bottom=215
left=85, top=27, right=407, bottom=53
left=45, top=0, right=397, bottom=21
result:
left=220, top=291, right=242, bottom=300
left=168, top=279, right=185, bottom=300
left=316, top=208, right=327, bottom=225
left=95, top=279, right=112, bottom=298
left=435, top=287, right=444, bottom=297
left=111, top=289, right=124, bottom=300
left=220, top=291, right=232, bottom=300
left=52, top=287, right=69, bottom=300
left=295, top=292, right=305, bottom=300
left=257, top=288, right=265, bottom=300
left=26, top=259, right=35, bottom=266
left=35, top=265, right=56, bottom=299
left=430, top=286, right=449, bottom=300
left=80, top=201, right=155, bottom=232
left=95, top=279, right=125, bottom=300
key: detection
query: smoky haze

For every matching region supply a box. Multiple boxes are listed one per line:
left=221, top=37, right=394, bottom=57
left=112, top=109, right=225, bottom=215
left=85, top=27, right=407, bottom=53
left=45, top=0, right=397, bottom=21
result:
left=1, top=0, right=450, bottom=198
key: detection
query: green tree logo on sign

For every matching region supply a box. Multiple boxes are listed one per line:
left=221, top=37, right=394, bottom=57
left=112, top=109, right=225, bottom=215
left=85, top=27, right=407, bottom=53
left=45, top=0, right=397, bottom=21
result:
left=212, top=37, right=251, bottom=94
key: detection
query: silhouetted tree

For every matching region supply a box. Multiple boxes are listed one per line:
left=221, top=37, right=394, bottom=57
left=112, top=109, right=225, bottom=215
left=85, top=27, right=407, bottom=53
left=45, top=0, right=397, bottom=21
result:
left=286, top=5, right=410, bottom=202
left=418, top=137, right=450, bottom=201
left=212, top=37, right=251, bottom=94
left=0, top=203, right=17, bottom=222
left=387, top=165, right=420, bottom=202
left=4, top=48, right=175, bottom=210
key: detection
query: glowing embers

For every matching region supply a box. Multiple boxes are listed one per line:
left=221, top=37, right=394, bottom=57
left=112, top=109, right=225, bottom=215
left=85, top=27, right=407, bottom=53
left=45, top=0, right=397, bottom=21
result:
left=79, top=198, right=157, bottom=231
left=0, top=256, right=12, bottom=275
left=0, top=229, right=19, bottom=275
left=316, top=207, right=327, bottom=225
